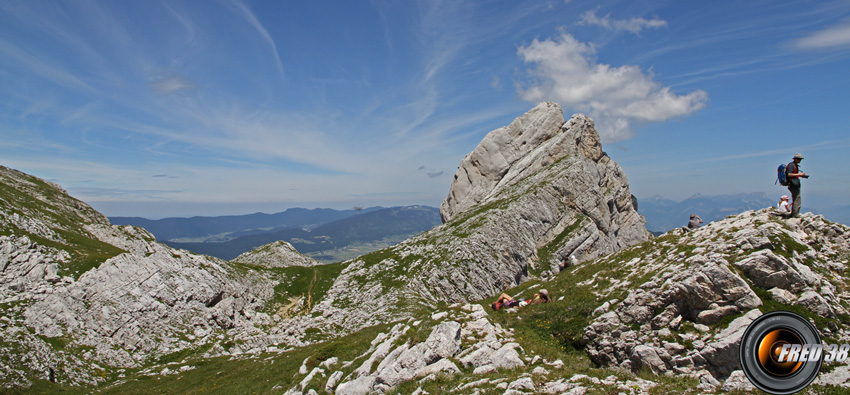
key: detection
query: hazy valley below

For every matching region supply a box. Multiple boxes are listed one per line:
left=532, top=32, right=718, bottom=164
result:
left=111, top=206, right=441, bottom=263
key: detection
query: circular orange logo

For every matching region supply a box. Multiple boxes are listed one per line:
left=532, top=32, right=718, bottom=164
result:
left=740, top=311, right=822, bottom=394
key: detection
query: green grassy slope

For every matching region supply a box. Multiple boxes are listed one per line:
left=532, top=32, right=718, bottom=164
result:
left=0, top=166, right=125, bottom=279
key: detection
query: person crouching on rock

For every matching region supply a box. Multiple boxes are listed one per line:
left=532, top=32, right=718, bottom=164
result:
left=559, top=255, right=578, bottom=271
left=777, top=195, right=791, bottom=213
left=683, top=214, right=703, bottom=231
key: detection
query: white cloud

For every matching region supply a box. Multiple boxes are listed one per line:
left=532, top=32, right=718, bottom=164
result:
left=517, top=34, right=708, bottom=142
left=792, top=21, right=850, bottom=50
left=150, top=76, right=197, bottom=95
left=578, top=10, right=667, bottom=35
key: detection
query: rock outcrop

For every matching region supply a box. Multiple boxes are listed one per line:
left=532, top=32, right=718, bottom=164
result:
left=582, top=209, right=850, bottom=385
left=20, top=224, right=275, bottom=367
left=280, top=303, right=663, bottom=395
left=0, top=166, right=296, bottom=388
left=440, top=102, right=572, bottom=222
left=289, top=304, right=544, bottom=395
left=231, top=240, right=320, bottom=268
left=312, top=102, right=650, bottom=333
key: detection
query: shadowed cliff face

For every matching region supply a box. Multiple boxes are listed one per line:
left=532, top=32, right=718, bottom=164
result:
left=312, top=102, right=651, bottom=332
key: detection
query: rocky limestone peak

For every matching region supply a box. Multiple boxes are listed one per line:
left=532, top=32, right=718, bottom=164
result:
left=440, top=102, right=604, bottom=222
left=310, top=103, right=650, bottom=333
left=231, top=240, right=319, bottom=268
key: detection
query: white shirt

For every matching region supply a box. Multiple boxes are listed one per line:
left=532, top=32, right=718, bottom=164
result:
left=778, top=200, right=790, bottom=212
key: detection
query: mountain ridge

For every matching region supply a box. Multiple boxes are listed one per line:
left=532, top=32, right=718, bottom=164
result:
left=6, top=103, right=850, bottom=393
left=162, top=205, right=441, bottom=261
left=638, top=192, right=776, bottom=232
left=109, top=206, right=385, bottom=242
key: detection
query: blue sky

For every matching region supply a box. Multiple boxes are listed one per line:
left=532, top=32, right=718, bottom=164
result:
left=2, top=0, right=849, bottom=219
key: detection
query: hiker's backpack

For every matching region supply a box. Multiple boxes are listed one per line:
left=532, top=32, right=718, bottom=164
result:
left=776, top=163, right=789, bottom=186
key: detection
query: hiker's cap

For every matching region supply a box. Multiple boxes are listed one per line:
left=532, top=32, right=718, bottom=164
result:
left=690, top=214, right=697, bottom=219
left=781, top=195, right=789, bottom=200
left=793, top=153, right=804, bottom=159
left=539, top=289, right=549, bottom=298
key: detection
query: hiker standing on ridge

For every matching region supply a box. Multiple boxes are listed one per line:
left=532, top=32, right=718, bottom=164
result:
left=786, top=153, right=809, bottom=217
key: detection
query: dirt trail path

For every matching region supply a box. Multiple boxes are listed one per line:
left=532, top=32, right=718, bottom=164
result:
left=305, top=269, right=317, bottom=310
left=278, top=268, right=319, bottom=318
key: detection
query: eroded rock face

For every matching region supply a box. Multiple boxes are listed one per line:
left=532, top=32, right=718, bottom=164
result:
left=313, top=102, right=650, bottom=333
left=1, top=223, right=280, bottom=385
left=582, top=209, right=850, bottom=383
left=0, top=167, right=292, bottom=388
left=21, top=224, right=274, bottom=367
left=440, top=102, right=572, bottom=222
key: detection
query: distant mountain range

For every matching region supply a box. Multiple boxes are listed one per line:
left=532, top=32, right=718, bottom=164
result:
left=113, top=206, right=441, bottom=262
left=637, top=192, right=777, bottom=233
left=110, top=206, right=384, bottom=242
left=111, top=193, right=849, bottom=258
left=637, top=192, right=850, bottom=233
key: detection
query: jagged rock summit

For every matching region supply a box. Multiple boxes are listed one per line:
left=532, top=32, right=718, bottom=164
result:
left=442, top=102, right=602, bottom=222
left=312, top=102, right=651, bottom=332
left=440, top=102, right=649, bottom=258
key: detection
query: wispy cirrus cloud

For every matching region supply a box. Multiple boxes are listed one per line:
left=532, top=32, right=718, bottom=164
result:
left=417, top=165, right=445, bottom=179
left=686, top=138, right=850, bottom=164
left=791, top=20, right=850, bottom=50
left=222, top=0, right=285, bottom=78
left=70, top=187, right=184, bottom=200
left=517, top=34, right=708, bottom=142
left=0, top=39, right=94, bottom=93
left=577, top=9, right=667, bottom=35
left=150, top=75, right=197, bottom=95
